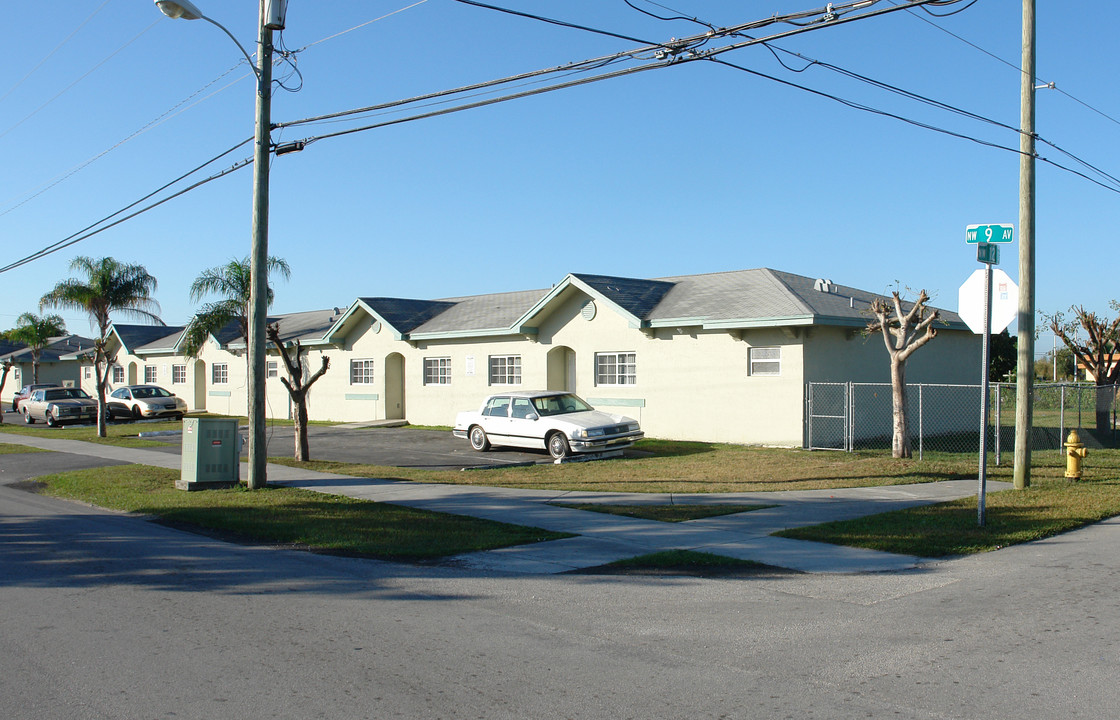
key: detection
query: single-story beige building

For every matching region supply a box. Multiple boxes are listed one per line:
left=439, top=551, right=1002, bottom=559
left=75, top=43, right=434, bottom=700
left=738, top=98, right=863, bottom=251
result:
left=1, top=335, right=96, bottom=408
left=58, top=268, right=979, bottom=447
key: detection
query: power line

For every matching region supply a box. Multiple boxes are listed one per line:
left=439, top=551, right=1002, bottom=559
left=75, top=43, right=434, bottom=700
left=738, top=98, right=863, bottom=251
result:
left=0, top=19, right=161, bottom=142
left=0, top=61, right=252, bottom=219
left=0, top=0, right=113, bottom=105
left=7, top=0, right=1117, bottom=277
left=0, top=139, right=253, bottom=274
left=887, top=0, right=1120, bottom=128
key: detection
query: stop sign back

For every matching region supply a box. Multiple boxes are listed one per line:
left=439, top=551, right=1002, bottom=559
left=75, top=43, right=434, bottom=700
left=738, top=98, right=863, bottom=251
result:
left=958, top=268, right=1018, bottom=334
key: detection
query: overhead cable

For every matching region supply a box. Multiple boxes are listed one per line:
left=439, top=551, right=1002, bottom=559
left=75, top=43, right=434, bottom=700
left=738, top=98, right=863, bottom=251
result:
left=0, top=138, right=252, bottom=274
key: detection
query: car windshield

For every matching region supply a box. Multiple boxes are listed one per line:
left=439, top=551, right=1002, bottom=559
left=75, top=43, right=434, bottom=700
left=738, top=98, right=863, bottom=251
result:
left=132, top=387, right=171, bottom=399
left=532, top=394, right=593, bottom=416
left=44, top=388, right=90, bottom=401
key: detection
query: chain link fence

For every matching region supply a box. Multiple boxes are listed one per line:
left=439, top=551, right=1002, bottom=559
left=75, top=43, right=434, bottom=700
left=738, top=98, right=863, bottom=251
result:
left=806, top=381, right=1120, bottom=458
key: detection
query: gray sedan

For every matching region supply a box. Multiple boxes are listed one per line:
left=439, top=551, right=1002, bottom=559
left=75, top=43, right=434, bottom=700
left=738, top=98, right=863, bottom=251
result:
left=106, top=385, right=188, bottom=421
left=22, top=387, right=98, bottom=427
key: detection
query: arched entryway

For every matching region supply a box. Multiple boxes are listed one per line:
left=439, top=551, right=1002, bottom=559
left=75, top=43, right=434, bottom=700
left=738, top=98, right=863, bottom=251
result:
left=192, top=359, right=206, bottom=411
left=384, top=353, right=405, bottom=420
left=546, top=346, right=576, bottom=393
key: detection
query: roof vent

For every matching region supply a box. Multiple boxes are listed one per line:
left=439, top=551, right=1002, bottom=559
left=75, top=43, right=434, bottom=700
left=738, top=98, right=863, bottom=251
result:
left=333, top=307, right=341, bottom=314
left=813, top=278, right=834, bottom=293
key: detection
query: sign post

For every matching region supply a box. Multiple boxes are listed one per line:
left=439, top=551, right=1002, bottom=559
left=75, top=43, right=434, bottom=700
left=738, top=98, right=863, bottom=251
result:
left=959, top=224, right=1016, bottom=527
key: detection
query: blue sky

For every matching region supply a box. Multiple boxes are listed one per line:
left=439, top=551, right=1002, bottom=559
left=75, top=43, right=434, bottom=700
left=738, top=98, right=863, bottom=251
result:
left=2, top=1, right=1115, bottom=356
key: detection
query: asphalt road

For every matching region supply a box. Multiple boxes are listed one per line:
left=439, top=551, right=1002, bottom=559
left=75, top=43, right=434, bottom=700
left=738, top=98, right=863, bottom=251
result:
left=2, top=445, right=1120, bottom=718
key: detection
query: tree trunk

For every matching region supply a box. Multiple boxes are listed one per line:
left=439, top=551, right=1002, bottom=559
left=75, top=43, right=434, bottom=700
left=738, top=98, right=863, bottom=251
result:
left=891, top=357, right=911, bottom=458
left=94, top=356, right=108, bottom=438
left=0, top=365, right=9, bottom=424
left=294, top=392, right=310, bottom=462
left=1095, top=383, right=1116, bottom=434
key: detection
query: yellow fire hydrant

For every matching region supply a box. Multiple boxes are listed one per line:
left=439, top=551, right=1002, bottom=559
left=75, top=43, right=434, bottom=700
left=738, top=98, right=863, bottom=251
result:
left=1065, top=429, right=1088, bottom=480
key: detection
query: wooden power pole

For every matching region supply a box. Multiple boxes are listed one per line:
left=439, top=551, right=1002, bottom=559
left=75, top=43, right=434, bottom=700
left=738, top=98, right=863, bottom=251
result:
left=1014, top=0, right=1036, bottom=490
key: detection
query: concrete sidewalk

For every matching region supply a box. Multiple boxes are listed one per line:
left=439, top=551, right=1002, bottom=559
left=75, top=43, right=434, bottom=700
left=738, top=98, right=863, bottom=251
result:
left=1, top=433, right=1003, bottom=574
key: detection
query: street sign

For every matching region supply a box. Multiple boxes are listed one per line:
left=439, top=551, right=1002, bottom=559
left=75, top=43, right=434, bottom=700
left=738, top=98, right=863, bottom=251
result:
left=976, top=242, right=999, bottom=265
left=966, top=223, right=1014, bottom=244
left=958, top=268, right=1018, bottom=334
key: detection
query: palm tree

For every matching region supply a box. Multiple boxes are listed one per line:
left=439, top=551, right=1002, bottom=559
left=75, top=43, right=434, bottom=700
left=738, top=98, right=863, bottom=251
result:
left=9, top=312, right=67, bottom=384
left=40, top=256, right=162, bottom=437
left=180, top=256, right=291, bottom=358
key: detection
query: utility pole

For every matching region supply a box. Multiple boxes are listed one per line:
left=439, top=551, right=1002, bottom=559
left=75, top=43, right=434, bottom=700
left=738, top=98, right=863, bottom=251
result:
left=1014, top=0, right=1035, bottom=490
left=248, top=0, right=274, bottom=490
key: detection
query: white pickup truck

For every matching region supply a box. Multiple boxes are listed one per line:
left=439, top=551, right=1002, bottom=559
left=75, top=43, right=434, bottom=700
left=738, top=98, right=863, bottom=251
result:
left=453, top=391, right=644, bottom=460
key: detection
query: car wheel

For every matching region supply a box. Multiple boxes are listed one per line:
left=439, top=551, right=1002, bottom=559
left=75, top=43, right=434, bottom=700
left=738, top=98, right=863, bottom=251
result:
left=548, top=433, right=571, bottom=460
left=23, top=409, right=34, bottom=425
left=46, top=411, right=58, bottom=428
left=469, top=426, right=491, bottom=452
left=131, top=406, right=142, bottom=420
left=172, top=413, right=183, bottom=422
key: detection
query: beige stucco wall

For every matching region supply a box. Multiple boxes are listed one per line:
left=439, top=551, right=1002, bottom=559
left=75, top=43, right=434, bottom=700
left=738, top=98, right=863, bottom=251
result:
left=4, top=361, right=81, bottom=404
left=802, top=326, right=981, bottom=385
left=310, top=288, right=811, bottom=445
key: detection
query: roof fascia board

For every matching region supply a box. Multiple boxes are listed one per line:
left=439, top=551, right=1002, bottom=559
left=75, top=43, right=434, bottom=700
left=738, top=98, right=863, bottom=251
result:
left=409, top=327, right=540, bottom=341
left=702, top=316, right=816, bottom=330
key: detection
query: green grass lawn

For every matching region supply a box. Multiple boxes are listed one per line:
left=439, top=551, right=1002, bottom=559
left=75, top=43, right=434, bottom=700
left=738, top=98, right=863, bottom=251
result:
left=0, top=418, right=183, bottom=447
left=33, top=464, right=571, bottom=561
left=778, top=477, right=1120, bottom=557
left=588, top=550, right=791, bottom=577
left=12, top=424, right=1120, bottom=568
left=0, top=442, right=49, bottom=454
left=271, top=439, right=1120, bottom=493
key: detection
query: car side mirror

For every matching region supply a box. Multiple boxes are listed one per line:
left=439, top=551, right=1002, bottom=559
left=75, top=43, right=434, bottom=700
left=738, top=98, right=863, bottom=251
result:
left=527, top=412, right=539, bottom=421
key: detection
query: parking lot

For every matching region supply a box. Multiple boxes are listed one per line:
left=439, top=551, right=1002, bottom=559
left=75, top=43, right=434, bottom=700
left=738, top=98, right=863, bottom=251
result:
left=0, top=411, right=567, bottom=471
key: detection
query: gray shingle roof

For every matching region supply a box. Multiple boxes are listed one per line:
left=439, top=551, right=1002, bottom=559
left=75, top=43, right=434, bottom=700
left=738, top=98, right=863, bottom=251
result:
left=266, top=309, right=338, bottom=344
left=415, top=290, right=547, bottom=334
left=112, top=324, right=183, bottom=353
left=3, top=335, right=96, bottom=363
left=358, top=298, right=458, bottom=334
left=570, top=274, right=675, bottom=320
left=348, top=268, right=965, bottom=338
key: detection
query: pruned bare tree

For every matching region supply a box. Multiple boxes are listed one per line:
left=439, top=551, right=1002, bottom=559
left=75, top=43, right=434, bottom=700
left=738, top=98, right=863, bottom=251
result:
left=266, top=323, right=330, bottom=462
left=867, top=290, right=940, bottom=458
left=0, top=358, right=12, bottom=425
left=1044, top=302, right=1120, bottom=432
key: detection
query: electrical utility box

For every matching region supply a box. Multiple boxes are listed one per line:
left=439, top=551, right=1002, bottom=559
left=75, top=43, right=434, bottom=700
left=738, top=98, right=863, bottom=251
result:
left=177, top=417, right=241, bottom=490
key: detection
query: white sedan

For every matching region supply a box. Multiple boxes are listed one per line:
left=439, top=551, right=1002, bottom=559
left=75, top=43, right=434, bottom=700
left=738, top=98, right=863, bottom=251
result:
left=453, top=391, right=644, bottom=460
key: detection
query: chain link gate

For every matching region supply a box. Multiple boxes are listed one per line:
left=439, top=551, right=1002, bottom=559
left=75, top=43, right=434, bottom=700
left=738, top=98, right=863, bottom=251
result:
left=806, top=382, right=849, bottom=451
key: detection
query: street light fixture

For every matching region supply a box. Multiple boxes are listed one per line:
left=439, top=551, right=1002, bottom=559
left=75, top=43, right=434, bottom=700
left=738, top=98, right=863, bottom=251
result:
left=158, top=0, right=288, bottom=489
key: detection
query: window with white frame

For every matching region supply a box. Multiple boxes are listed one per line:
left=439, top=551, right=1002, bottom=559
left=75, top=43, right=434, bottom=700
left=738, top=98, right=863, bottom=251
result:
left=350, top=359, right=374, bottom=385
left=172, top=364, right=187, bottom=384
left=144, top=365, right=157, bottom=383
left=111, top=365, right=124, bottom=384
left=488, top=355, right=521, bottom=385
left=267, top=360, right=279, bottom=378
left=83, top=366, right=91, bottom=380
left=423, top=357, right=451, bottom=385
left=595, top=352, right=636, bottom=386
left=212, top=363, right=228, bottom=385
left=749, top=347, right=781, bottom=376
